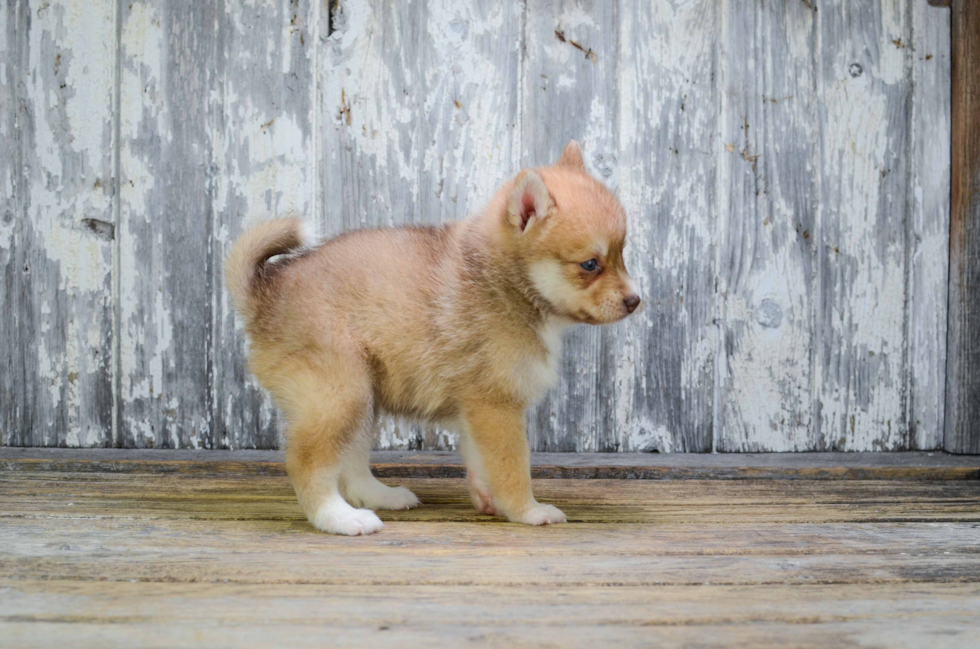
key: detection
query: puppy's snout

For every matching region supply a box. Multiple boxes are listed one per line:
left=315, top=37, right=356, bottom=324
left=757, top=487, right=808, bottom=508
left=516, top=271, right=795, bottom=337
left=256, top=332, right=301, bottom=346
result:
left=623, top=295, right=641, bottom=314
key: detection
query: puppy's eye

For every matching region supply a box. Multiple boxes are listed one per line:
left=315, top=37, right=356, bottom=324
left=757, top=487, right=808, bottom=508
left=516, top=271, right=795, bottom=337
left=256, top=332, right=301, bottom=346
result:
left=580, top=259, right=599, bottom=272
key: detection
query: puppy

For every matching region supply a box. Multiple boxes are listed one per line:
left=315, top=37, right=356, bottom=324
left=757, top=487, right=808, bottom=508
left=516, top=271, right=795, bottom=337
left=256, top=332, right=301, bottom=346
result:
left=225, top=141, right=639, bottom=535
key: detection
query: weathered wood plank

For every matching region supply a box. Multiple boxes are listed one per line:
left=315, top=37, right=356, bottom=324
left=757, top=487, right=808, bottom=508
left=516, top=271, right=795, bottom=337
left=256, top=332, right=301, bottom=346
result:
left=2, top=464, right=978, bottom=646
left=0, top=1, right=116, bottom=447
left=2, top=475, right=979, bottom=581
left=716, top=1, right=817, bottom=451
left=5, top=617, right=980, bottom=649
left=815, top=0, right=912, bottom=450
left=415, top=0, right=523, bottom=226
left=4, top=473, right=979, bottom=524
left=6, top=471, right=980, bottom=506
left=4, top=522, right=980, bottom=585
left=319, top=0, right=423, bottom=237
left=3, top=581, right=978, bottom=648
left=909, top=0, right=951, bottom=449
left=521, top=0, right=619, bottom=452
left=8, top=517, right=980, bottom=557
left=4, top=581, right=980, bottom=626
left=613, top=0, right=717, bottom=452
left=117, top=1, right=216, bottom=447
left=6, top=619, right=978, bottom=649
left=0, top=1, right=25, bottom=445
left=210, top=0, right=317, bottom=450
left=7, top=543, right=980, bottom=585
left=945, top=0, right=980, bottom=454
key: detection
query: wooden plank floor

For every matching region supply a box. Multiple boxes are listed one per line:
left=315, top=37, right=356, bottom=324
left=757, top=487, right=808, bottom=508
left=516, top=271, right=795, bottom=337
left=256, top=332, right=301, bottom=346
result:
left=2, top=453, right=979, bottom=647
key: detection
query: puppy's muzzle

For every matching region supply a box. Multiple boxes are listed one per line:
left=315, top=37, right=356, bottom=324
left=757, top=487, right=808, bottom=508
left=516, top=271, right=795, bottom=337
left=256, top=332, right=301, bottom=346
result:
left=623, top=295, right=641, bottom=314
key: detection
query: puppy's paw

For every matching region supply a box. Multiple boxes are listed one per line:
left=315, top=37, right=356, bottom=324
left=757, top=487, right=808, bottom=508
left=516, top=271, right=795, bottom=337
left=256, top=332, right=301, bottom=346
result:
left=310, top=498, right=385, bottom=536
left=517, top=503, right=567, bottom=526
left=345, top=480, right=420, bottom=511
left=370, top=485, right=420, bottom=511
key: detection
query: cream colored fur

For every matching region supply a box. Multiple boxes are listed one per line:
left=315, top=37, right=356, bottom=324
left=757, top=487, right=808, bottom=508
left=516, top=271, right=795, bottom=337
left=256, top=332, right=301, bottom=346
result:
left=225, top=141, right=639, bottom=535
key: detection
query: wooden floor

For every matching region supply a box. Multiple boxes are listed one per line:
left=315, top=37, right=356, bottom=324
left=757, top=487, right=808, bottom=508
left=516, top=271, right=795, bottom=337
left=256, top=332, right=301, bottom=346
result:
left=2, top=451, right=979, bottom=648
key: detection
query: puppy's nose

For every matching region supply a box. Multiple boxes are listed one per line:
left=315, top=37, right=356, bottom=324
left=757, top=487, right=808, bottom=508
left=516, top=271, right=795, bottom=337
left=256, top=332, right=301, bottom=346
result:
left=623, top=295, right=641, bottom=313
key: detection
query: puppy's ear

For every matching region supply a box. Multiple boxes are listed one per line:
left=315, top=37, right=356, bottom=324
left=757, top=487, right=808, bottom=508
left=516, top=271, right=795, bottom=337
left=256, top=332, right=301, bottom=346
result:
left=557, top=140, right=586, bottom=171
left=507, top=170, right=553, bottom=234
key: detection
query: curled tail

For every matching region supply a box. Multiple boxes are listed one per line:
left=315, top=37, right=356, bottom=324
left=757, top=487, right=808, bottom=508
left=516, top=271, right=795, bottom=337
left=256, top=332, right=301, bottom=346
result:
left=225, top=217, right=311, bottom=321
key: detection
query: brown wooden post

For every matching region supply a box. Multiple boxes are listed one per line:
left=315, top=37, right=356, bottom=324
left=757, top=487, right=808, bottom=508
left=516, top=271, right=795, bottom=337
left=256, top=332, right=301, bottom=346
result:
left=946, top=0, right=980, bottom=453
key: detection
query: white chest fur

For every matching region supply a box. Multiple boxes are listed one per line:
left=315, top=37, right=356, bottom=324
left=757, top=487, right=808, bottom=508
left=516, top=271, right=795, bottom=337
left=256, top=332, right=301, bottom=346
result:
left=509, top=318, right=567, bottom=403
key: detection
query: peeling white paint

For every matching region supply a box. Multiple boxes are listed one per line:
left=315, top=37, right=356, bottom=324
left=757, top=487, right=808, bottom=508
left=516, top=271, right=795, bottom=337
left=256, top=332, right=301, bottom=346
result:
left=907, top=0, right=950, bottom=450
left=2, top=0, right=116, bottom=446
left=624, top=419, right=674, bottom=454
left=120, top=3, right=166, bottom=142
left=5, top=0, right=951, bottom=452
left=714, top=0, right=817, bottom=452
left=816, top=5, right=910, bottom=450
left=209, top=0, right=318, bottom=450
left=322, top=1, right=420, bottom=210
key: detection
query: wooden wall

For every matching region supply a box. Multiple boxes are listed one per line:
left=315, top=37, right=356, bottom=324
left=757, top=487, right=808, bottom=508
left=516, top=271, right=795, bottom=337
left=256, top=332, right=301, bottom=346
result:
left=0, top=0, right=954, bottom=452
left=945, top=0, right=980, bottom=454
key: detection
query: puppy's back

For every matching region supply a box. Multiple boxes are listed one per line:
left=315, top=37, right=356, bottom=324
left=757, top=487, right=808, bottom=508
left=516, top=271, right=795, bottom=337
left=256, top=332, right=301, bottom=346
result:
left=249, top=223, right=462, bottom=352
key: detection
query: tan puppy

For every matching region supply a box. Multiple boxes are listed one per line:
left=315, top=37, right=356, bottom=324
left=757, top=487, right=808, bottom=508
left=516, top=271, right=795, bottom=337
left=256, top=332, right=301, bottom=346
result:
left=226, top=141, right=640, bottom=535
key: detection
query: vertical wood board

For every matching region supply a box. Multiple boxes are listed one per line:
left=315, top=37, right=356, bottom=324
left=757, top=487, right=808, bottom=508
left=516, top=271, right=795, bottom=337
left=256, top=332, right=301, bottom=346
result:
left=522, top=0, right=620, bottom=452
left=945, top=0, right=980, bottom=454
left=613, top=0, right=718, bottom=453
left=716, top=0, right=818, bottom=451
left=117, top=1, right=216, bottom=448
left=909, top=0, right=950, bottom=450
left=210, top=0, right=318, bottom=450
left=814, top=0, right=912, bottom=451
left=0, top=0, right=116, bottom=447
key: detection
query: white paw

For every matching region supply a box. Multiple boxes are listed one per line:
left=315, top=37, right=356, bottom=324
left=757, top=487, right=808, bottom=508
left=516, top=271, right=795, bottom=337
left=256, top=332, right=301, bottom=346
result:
left=347, top=483, right=420, bottom=511
left=310, top=495, right=385, bottom=536
left=371, top=485, right=420, bottom=511
left=518, top=503, right=567, bottom=526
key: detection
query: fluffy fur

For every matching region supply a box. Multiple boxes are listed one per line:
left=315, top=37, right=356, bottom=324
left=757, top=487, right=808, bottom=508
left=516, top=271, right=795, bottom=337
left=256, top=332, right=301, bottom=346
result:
left=225, top=141, right=639, bottom=535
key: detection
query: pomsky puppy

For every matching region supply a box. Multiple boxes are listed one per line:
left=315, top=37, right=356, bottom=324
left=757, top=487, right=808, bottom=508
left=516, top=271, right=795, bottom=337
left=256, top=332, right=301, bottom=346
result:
left=226, top=141, right=640, bottom=535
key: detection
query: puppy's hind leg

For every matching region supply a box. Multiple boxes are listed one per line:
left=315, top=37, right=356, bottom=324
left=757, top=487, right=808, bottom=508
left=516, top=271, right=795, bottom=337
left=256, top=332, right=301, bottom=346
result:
left=278, top=354, right=384, bottom=536
left=339, top=415, right=420, bottom=511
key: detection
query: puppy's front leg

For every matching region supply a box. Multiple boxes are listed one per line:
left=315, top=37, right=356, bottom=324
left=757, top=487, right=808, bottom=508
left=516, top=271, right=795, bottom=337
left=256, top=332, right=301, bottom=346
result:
left=462, top=400, right=566, bottom=525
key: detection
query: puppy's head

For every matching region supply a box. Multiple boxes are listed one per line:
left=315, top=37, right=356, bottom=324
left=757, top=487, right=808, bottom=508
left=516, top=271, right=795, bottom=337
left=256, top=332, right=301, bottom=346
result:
left=504, top=140, right=640, bottom=324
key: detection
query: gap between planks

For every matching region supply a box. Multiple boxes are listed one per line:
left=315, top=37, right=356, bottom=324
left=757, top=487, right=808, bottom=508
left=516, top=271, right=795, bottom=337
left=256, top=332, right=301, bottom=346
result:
left=0, top=449, right=978, bottom=480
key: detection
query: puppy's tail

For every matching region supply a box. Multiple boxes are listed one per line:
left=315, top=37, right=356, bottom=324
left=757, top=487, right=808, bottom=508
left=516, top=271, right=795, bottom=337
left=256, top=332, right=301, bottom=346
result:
left=225, top=217, right=313, bottom=320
